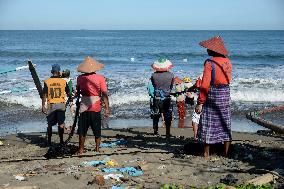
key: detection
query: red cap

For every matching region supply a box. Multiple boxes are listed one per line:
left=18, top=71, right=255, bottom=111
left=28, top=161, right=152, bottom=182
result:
left=199, top=36, right=229, bottom=56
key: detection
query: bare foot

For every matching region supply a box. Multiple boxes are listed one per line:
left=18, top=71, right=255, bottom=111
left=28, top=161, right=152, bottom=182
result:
left=76, top=149, right=84, bottom=157
left=204, top=153, right=210, bottom=160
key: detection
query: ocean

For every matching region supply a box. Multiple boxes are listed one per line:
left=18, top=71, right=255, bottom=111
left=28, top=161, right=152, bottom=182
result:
left=0, top=30, right=283, bottom=136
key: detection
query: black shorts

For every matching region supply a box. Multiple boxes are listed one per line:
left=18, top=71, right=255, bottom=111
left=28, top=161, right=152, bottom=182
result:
left=46, top=110, right=65, bottom=126
left=185, top=97, right=194, bottom=106
left=78, top=111, right=101, bottom=138
left=153, top=97, right=172, bottom=113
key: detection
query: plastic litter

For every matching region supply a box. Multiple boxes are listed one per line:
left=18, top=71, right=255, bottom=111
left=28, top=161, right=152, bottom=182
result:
left=80, top=157, right=117, bottom=167
left=106, top=159, right=118, bottom=167
left=111, top=186, right=124, bottom=189
left=88, top=175, right=105, bottom=186
left=124, top=157, right=142, bottom=163
left=0, top=140, right=3, bottom=146
left=15, top=175, right=26, bottom=181
left=157, top=165, right=166, bottom=169
left=80, top=160, right=105, bottom=167
left=100, top=139, right=127, bottom=148
left=103, top=173, right=124, bottom=181
left=102, top=167, right=143, bottom=177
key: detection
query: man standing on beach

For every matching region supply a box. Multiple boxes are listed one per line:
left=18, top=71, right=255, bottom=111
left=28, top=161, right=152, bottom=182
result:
left=76, top=56, right=110, bottom=154
left=42, top=64, right=70, bottom=146
left=150, top=59, right=174, bottom=138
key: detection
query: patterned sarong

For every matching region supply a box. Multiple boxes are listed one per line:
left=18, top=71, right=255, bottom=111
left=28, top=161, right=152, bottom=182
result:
left=198, top=85, right=231, bottom=144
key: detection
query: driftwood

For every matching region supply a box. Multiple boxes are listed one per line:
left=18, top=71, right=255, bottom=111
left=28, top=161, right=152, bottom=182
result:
left=245, top=173, right=278, bottom=185
left=0, top=186, right=39, bottom=189
left=246, top=105, right=284, bottom=134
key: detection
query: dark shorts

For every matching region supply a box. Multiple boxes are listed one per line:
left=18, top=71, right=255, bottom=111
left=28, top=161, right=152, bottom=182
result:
left=46, top=110, right=65, bottom=126
left=153, top=97, right=172, bottom=114
left=78, top=111, right=101, bottom=138
left=185, top=97, right=194, bottom=106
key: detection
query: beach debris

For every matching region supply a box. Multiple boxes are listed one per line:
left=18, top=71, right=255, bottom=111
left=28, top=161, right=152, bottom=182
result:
left=0, top=140, right=3, bottom=146
left=80, top=160, right=105, bottom=167
left=102, top=167, right=143, bottom=177
left=0, top=186, right=40, bottom=189
left=100, top=139, right=127, bottom=148
left=106, top=159, right=118, bottom=167
left=159, top=158, right=166, bottom=161
left=160, top=184, right=184, bottom=189
left=210, top=157, right=221, bottom=162
left=88, top=175, right=105, bottom=186
left=14, top=175, right=26, bottom=181
left=245, top=173, right=278, bottom=185
left=103, top=173, right=124, bottom=181
left=124, top=157, right=142, bottom=163
left=73, top=174, right=81, bottom=180
left=65, top=165, right=79, bottom=174
left=111, top=186, right=124, bottom=189
left=80, top=157, right=118, bottom=167
left=157, top=165, right=166, bottom=170
left=220, top=174, right=238, bottom=185
left=138, top=161, right=149, bottom=171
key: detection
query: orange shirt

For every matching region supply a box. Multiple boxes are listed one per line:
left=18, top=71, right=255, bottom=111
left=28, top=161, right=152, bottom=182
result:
left=198, top=57, right=232, bottom=104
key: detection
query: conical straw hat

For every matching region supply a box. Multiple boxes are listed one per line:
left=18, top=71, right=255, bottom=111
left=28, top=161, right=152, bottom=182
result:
left=199, top=36, right=229, bottom=56
left=77, top=56, right=104, bottom=73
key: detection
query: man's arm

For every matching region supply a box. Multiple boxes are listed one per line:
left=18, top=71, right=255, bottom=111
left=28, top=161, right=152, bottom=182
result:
left=102, top=91, right=110, bottom=117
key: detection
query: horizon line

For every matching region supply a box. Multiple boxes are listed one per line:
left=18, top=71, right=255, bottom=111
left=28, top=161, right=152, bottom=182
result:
left=0, top=29, right=284, bottom=31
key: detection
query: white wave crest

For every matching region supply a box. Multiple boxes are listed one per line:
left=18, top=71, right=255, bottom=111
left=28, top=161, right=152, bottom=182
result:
left=109, top=91, right=149, bottom=106
left=231, top=89, right=284, bottom=102
left=0, top=93, right=41, bottom=109
left=233, top=77, right=284, bottom=86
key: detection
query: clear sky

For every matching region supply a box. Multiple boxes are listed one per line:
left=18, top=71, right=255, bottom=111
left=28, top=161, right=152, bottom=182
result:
left=0, top=0, right=283, bottom=30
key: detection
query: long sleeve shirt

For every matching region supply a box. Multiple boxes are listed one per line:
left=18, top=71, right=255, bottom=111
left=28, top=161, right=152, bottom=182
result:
left=198, top=57, right=232, bottom=105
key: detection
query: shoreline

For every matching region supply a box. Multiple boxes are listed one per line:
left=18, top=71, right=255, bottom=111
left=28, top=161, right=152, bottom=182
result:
left=0, top=112, right=266, bottom=137
left=0, top=127, right=283, bottom=188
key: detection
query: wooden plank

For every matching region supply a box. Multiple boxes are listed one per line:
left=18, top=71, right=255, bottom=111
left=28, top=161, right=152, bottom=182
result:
left=245, top=173, right=278, bottom=185
left=28, top=60, right=43, bottom=98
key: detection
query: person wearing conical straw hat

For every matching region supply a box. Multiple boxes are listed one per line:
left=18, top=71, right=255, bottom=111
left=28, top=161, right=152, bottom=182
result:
left=195, top=36, right=232, bottom=159
left=150, top=58, right=174, bottom=138
left=76, top=56, right=110, bottom=154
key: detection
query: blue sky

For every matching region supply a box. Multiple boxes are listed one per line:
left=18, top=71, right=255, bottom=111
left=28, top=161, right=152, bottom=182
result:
left=0, top=0, right=283, bottom=30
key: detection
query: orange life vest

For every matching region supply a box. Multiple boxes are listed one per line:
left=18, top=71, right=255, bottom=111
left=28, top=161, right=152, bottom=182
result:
left=44, top=78, right=66, bottom=104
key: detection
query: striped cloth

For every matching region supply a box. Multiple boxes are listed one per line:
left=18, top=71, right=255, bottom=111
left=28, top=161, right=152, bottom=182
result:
left=198, top=85, right=232, bottom=144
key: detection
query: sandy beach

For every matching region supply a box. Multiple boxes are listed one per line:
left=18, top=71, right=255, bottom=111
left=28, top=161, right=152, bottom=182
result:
left=0, top=127, right=283, bottom=189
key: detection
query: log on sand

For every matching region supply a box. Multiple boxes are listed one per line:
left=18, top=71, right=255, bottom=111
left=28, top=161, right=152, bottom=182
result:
left=246, top=105, right=284, bottom=134
left=0, top=186, right=39, bottom=189
left=245, top=173, right=278, bottom=185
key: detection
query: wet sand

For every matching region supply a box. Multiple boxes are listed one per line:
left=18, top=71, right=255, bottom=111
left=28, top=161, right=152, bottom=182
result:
left=0, top=127, right=283, bottom=189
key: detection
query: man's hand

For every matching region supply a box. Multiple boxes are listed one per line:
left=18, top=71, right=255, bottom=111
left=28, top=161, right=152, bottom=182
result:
left=42, top=106, right=47, bottom=115
left=104, top=108, right=110, bottom=117
left=195, top=104, right=203, bottom=114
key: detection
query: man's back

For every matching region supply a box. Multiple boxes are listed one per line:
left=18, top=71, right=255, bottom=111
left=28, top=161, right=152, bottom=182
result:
left=77, top=73, right=107, bottom=97
left=151, top=72, right=174, bottom=96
